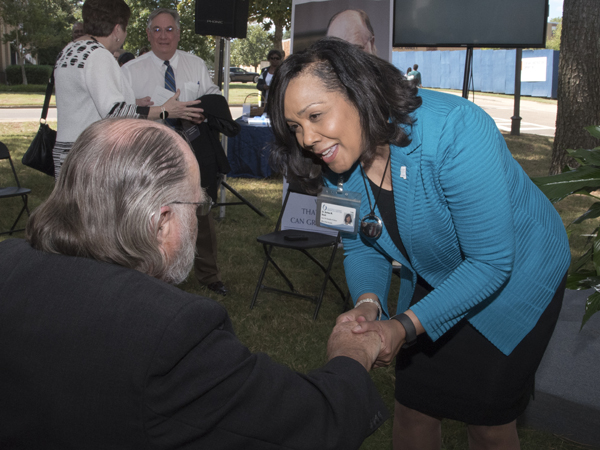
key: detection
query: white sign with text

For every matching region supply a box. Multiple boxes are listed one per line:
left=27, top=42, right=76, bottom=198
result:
left=521, top=57, right=547, bottom=82
left=281, top=179, right=339, bottom=237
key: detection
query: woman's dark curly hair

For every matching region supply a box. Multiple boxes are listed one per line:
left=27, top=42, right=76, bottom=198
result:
left=268, top=37, right=422, bottom=193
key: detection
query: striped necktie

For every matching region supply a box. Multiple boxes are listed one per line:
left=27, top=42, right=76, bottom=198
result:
left=163, top=60, right=178, bottom=126
left=164, top=60, right=176, bottom=92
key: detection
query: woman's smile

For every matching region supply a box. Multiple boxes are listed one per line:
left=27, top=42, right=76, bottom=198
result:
left=319, top=144, right=338, bottom=163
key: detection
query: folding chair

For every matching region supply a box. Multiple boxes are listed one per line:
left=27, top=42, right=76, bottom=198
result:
left=250, top=185, right=346, bottom=319
left=0, top=141, right=31, bottom=235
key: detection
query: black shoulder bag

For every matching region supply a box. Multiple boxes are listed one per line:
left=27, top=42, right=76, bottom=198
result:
left=22, top=69, right=56, bottom=177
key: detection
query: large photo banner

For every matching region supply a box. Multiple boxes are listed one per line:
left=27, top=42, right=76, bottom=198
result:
left=291, top=0, right=393, bottom=62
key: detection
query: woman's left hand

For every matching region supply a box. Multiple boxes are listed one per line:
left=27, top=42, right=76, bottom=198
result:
left=163, top=90, right=204, bottom=122
left=136, top=96, right=154, bottom=107
left=351, top=319, right=406, bottom=367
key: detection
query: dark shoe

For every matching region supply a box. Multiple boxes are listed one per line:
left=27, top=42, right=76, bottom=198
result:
left=207, top=281, right=228, bottom=296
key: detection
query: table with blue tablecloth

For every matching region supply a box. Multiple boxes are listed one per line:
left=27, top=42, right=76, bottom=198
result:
left=227, top=118, right=276, bottom=178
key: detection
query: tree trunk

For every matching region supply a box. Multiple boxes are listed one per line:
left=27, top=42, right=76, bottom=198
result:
left=550, top=0, right=600, bottom=174
left=272, top=18, right=284, bottom=52
left=20, top=61, right=27, bottom=85
left=15, top=32, right=27, bottom=85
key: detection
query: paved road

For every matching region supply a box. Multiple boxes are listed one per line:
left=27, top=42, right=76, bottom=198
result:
left=0, top=107, right=58, bottom=123
left=444, top=91, right=557, bottom=137
left=0, top=97, right=556, bottom=137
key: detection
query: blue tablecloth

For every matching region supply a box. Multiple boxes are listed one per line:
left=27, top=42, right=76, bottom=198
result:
left=227, top=118, right=275, bottom=178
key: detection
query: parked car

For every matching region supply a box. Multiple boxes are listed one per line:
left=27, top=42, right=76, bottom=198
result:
left=228, top=67, right=260, bottom=83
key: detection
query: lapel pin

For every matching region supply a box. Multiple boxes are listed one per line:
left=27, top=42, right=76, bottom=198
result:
left=400, top=166, right=407, bottom=180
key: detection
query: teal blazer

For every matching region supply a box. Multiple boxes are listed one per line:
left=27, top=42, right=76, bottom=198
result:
left=324, top=89, right=570, bottom=355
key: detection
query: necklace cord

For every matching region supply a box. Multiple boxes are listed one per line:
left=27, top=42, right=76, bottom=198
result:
left=360, top=152, right=392, bottom=215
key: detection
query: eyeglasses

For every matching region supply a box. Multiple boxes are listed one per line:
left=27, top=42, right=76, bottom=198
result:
left=151, top=26, right=176, bottom=35
left=170, top=200, right=213, bottom=216
left=269, top=56, right=281, bottom=61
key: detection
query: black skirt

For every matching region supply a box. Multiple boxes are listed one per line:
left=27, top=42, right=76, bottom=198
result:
left=394, top=273, right=567, bottom=426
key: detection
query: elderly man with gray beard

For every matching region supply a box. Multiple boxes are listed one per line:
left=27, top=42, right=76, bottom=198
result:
left=0, top=119, right=388, bottom=449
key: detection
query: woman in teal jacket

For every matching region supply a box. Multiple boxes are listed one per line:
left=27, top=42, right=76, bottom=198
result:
left=269, top=38, right=570, bottom=450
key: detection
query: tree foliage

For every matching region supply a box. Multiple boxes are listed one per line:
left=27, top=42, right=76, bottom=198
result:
left=249, top=0, right=291, bottom=51
left=0, top=0, right=76, bottom=82
left=124, top=0, right=214, bottom=63
left=231, top=24, right=272, bottom=71
left=0, top=0, right=292, bottom=83
left=546, top=18, right=562, bottom=51
left=550, top=0, right=600, bottom=175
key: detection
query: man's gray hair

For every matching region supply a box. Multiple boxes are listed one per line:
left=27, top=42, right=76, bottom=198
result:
left=147, top=8, right=180, bottom=30
left=26, top=119, right=195, bottom=282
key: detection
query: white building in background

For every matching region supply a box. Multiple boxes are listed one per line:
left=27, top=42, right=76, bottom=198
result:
left=0, top=18, right=17, bottom=84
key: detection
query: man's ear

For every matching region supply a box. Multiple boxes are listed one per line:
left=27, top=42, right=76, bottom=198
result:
left=146, top=27, right=152, bottom=43
left=155, top=205, right=175, bottom=244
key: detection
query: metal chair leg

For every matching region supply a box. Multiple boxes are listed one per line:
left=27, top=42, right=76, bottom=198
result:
left=313, top=242, right=339, bottom=320
left=250, top=246, right=272, bottom=310
left=300, top=247, right=346, bottom=302
left=8, top=202, right=28, bottom=235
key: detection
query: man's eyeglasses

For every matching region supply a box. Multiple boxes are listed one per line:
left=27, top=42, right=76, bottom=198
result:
left=151, top=26, right=176, bottom=35
left=170, top=200, right=213, bottom=216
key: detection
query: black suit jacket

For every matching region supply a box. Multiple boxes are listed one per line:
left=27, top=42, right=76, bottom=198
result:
left=182, top=94, right=238, bottom=202
left=0, top=239, right=387, bottom=449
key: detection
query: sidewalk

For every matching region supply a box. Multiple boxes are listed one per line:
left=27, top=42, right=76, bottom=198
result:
left=0, top=90, right=556, bottom=137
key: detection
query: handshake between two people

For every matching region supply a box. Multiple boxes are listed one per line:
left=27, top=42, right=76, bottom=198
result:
left=327, top=300, right=410, bottom=371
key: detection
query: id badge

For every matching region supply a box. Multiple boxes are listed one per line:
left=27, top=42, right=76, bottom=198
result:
left=316, top=186, right=361, bottom=234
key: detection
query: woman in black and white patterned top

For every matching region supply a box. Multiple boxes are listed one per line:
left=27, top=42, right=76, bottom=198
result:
left=54, top=0, right=203, bottom=178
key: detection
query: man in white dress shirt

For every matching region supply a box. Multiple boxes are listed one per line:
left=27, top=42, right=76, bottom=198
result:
left=122, top=8, right=227, bottom=296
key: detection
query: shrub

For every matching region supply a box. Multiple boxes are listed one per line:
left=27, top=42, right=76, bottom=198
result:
left=0, top=84, right=47, bottom=93
left=5, top=65, right=53, bottom=85
left=532, top=125, right=600, bottom=328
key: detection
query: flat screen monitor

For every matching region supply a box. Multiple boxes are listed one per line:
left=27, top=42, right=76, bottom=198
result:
left=393, top=0, right=548, bottom=48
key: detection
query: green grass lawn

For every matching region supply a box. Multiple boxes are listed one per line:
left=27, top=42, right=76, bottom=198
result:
left=226, top=82, right=262, bottom=105
left=0, top=123, right=597, bottom=450
left=0, top=83, right=258, bottom=107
